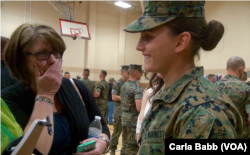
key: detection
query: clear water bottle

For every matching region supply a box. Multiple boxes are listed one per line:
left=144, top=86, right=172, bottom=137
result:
left=88, top=116, right=102, bottom=139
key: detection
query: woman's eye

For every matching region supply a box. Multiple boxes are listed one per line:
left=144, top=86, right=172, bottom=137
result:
left=145, top=35, right=152, bottom=41
left=53, top=52, right=61, bottom=58
left=37, top=51, right=48, bottom=55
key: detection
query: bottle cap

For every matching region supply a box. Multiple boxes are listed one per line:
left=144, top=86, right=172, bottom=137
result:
left=95, top=116, right=101, bottom=120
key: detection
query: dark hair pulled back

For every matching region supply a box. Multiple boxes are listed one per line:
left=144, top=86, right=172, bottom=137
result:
left=144, top=72, right=164, bottom=103
left=166, top=18, right=224, bottom=57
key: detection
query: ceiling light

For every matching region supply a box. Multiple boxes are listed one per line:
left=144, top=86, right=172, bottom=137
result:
left=115, top=1, right=131, bottom=9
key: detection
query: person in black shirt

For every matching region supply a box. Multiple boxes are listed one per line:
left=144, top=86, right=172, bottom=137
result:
left=106, top=77, right=115, bottom=125
left=1, top=36, right=19, bottom=90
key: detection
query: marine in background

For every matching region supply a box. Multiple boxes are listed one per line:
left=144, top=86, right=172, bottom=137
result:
left=93, top=70, right=109, bottom=122
left=120, top=64, right=143, bottom=155
left=81, top=68, right=95, bottom=94
left=216, top=56, right=250, bottom=139
left=110, top=65, right=129, bottom=155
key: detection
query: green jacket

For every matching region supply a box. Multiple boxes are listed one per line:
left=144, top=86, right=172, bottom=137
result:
left=120, top=80, right=143, bottom=127
left=95, top=79, right=109, bottom=106
left=216, top=74, right=250, bottom=138
left=111, top=78, right=125, bottom=117
left=138, top=67, right=243, bottom=155
left=1, top=98, right=23, bottom=154
left=81, top=78, right=95, bottom=93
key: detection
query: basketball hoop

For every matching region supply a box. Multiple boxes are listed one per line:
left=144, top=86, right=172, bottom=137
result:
left=70, top=28, right=83, bottom=40
left=76, top=33, right=81, bottom=39
left=59, top=19, right=90, bottom=40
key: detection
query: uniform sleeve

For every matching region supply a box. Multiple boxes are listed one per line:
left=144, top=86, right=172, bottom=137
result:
left=134, top=87, right=143, bottom=100
left=95, top=82, right=102, bottom=92
left=177, top=105, right=237, bottom=139
left=112, top=82, right=119, bottom=95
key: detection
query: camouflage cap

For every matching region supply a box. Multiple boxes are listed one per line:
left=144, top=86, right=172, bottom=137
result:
left=109, top=77, right=115, bottom=82
left=129, top=64, right=143, bottom=73
left=124, top=1, right=205, bottom=33
left=120, top=65, right=129, bottom=71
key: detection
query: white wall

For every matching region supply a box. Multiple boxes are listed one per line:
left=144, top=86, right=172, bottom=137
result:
left=201, top=1, right=250, bottom=80
left=1, top=1, right=142, bottom=81
left=1, top=1, right=250, bottom=82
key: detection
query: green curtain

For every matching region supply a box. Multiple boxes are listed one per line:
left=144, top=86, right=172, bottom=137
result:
left=1, top=98, right=23, bottom=154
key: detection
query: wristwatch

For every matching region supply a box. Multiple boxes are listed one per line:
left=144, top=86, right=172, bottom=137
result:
left=99, top=136, right=110, bottom=153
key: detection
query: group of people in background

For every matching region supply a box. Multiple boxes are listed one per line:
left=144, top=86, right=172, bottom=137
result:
left=63, top=69, right=113, bottom=125
left=1, top=1, right=250, bottom=155
left=61, top=64, right=145, bottom=155
left=207, top=71, right=250, bottom=85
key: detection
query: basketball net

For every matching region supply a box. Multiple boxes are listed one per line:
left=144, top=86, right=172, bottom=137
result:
left=70, top=28, right=82, bottom=40
left=76, top=33, right=81, bottom=39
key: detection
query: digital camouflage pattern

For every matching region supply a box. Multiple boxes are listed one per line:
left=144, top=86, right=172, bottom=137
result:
left=95, top=79, right=109, bottom=120
left=124, top=1, right=205, bottom=33
left=121, top=126, right=138, bottom=155
left=112, top=78, right=126, bottom=116
left=121, top=65, right=129, bottom=71
left=120, top=80, right=142, bottom=155
left=216, top=75, right=250, bottom=138
left=121, top=80, right=143, bottom=127
left=136, top=80, right=142, bottom=90
left=110, top=114, right=122, bottom=152
left=81, top=78, right=95, bottom=93
left=109, top=77, right=115, bottom=82
left=138, top=67, right=243, bottom=155
left=130, top=64, right=143, bottom=73
left=110, top=78, right=125, bottom=151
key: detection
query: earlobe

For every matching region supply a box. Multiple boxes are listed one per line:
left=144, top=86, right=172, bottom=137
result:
left=175, top=32, right=191, bottom=53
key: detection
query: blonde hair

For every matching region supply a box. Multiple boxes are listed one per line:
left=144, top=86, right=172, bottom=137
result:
left=3, top=22, right=66, bottom=86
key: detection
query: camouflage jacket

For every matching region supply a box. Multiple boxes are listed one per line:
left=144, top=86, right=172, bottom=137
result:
left=120, top=80, right=143, bottom=127
left=111, top=78, right=125, bottom=116
left=138, top=67, right=243, bottom=155
left=216, top=74, right=250, bottom=138
left=81, top=78, right=95, bottom=93
left=95, top=79, right=109, bottom=106
left=136, top=80, right=142, bottom=90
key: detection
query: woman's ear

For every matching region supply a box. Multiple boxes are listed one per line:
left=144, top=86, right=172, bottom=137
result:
left=174, top=32, right=191, bottom=53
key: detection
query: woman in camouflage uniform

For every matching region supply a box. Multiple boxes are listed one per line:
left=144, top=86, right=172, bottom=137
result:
left=124, top=1, right=243, bottom=155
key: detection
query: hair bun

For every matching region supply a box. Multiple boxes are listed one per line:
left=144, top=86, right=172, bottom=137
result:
left=201, top=20, right=224, bottom=51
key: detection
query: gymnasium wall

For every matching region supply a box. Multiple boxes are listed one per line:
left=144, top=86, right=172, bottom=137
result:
left=1, top=1, right=250, bottom=90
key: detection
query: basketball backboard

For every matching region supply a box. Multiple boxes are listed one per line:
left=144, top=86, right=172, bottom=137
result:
left=59, top=19, right=91, bottom=40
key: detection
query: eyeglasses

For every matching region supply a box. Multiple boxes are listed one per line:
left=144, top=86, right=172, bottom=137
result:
left=26, top=51, right=61, bottom=60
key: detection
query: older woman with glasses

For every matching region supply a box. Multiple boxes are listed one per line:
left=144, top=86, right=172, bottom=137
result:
left=1, top=23, right=110, bottom=155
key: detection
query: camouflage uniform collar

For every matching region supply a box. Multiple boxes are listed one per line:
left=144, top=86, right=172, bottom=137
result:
left=154, top=66, right=204, bottom=103
left=120, top=77, right=126, bottom=83
left=224, top=74, right=239, bottom=80
left=127, top=79, right=136, bottom=83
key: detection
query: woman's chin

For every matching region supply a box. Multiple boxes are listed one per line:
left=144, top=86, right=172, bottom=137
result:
left=144, top=66, right=155, bottom=73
